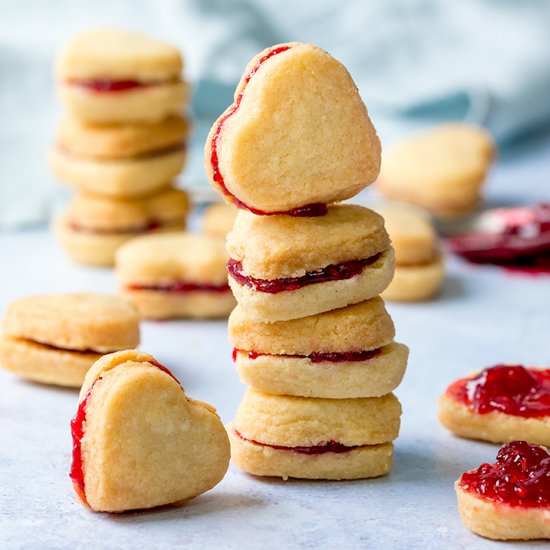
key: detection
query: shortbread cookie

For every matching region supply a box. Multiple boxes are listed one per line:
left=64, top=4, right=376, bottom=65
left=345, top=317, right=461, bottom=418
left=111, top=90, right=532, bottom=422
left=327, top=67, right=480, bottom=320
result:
left=228, top=388, right=401, bottom=480
left=205, top=42, right=381, bottom=214
left=202, top=202, right=238, bottom=240
left=378, top=123, right=496, bottom=218
left=439, top=364, right=550, bottom=446
left=116, top=233, right=236, bottom=319
left=71, top=350, right=230, bottom=512
left=227, top=204, right=394, bottom=321
left=55, top=186, right=189, bottom=267
left=0, top=293, right=139, bottom=387
left=374, top=203, right=445, bottom=301
left=455, top=441, right=550, bottom=540
left=49, top=116, right=188, bottom=198
left=57, top=28, right=188, bottom=123
left=230, top=299, right=408, bottom=398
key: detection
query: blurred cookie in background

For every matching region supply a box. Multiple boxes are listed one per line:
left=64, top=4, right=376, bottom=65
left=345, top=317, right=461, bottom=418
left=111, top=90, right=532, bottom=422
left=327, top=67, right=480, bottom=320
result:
left=202, top=202, right=238, bottom=240
left=375, top=202, right=445, bottom=302
left=377, top=123, right=496, bottom=218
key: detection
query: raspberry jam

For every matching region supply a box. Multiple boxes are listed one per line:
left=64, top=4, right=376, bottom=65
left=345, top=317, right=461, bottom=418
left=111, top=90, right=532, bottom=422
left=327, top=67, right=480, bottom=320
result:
left=67, top=78, right=162, bottom=92
left=209, top=45, right=326, bottom=218
left=446, top=365, right=550, bottom=418
left=68, top=220, right=162, bottom=235
left=227, top=254, right=381, bottom=294
left=447, top=204, right=550, bottom=274
left=234, top=429, right=358, bottom=455
left=69, top=359, right=181, bottom=503
left=459, top=441, right=550, bottom=508
left=232, top=348, right=380, bottom=363
left=127, top=281, right=230, bottom=293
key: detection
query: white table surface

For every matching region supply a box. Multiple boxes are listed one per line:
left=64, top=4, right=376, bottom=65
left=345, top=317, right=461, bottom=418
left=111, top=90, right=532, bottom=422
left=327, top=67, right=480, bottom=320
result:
left=1, top=130, right=550, bottom=549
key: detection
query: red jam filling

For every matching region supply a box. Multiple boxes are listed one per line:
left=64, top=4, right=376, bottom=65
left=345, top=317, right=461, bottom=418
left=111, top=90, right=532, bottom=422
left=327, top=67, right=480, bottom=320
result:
left=447, top=204, right=550, bottom=275
left=209, top=45, right=326, bottom=218
left=227, top=254, right=381, bottom=294
left=232, top=347, right=380, bottom=363
left=234, top=429, right=358, bottom=455
left=446, top=364, right=550, bottom=418
left=127, top=281, right=230, bottom=293
left=69, top=359, right=180, bottom=504
left=66, top=78, right=166, bottom=92
left=460, top=440, right=550, bottom=508
left=68, top=220, right=163, bottom=235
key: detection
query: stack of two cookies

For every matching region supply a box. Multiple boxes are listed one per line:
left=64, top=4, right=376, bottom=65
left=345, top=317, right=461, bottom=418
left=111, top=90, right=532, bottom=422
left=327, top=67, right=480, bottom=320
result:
left=49, top=29, right=191, bottom=267
left=204, top=43, right=408, bottom=480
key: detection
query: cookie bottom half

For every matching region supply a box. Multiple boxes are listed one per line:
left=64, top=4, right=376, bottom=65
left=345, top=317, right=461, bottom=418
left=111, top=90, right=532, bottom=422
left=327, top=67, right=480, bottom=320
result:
left=120, top=288, right=236, bottom=320
left=229, top=248, right=395, bottom=322
left=455, top=483, right=550, bottom=540
left=438, top=395, right=550, bottom=447
left=0, top=334, right=100, bottom=387
left=234, top=342, right=408, bottom=399
left=228, top=424, right=393, bottom=480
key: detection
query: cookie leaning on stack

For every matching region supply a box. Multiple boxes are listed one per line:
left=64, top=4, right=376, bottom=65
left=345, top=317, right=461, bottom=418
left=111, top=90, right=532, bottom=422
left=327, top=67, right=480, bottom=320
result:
left=50, top=28, right=191, bottom=267
left=204, top=42, right=408, bottom=481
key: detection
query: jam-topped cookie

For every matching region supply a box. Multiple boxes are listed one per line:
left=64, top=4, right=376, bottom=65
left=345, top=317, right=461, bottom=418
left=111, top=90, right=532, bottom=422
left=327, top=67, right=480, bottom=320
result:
left=0, top=293, right=139, bottom=387
left=227, top=205, right=394, bottom=321
left=438, top=364, right=550, bottom=446
left=71, top=350, right=230, bottom=512
left=228, top=388, right=401, bottom=480
left=55, top=185, right=189, bottom=267
left=230, top=298, right=408, bottom=399
left=456, top=441, right=550, bottom=540
left=116, top=232, right=236, bottom=319
left=204, top=42, right=380, bottom=214
left=57, top=28, right=188, bottom=124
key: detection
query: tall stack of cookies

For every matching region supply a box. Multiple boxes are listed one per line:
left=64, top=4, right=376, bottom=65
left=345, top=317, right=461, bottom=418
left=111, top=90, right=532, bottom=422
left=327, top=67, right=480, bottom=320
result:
left=49, top=29, right=191, bottom=267
left=205, top=42, right=409, bottom=480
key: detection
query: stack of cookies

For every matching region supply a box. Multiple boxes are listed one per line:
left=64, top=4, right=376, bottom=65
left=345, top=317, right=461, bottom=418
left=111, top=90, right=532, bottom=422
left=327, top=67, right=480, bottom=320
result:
left=49, top=28, right=191, bottom=266
left=204, top=42, right=409, bottom=480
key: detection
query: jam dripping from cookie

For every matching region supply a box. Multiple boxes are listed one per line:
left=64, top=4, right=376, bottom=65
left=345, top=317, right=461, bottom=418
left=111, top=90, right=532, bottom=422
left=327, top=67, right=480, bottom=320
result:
left=67, top=78, right=167, bottom=93
left=459, top=440, right=550, bottom=508
left=209, top=45, right=327, bottom=218
left=227, top=254, right=381, bottom=294
left=445, top=364, right=550, bottom=418
left=232, top=348, right=380, bottom=363
left=127, top=281, right=230, bottom=293
left=234, top=429, right=359, bottom=455
left=69, top=359, right=181, bottom=504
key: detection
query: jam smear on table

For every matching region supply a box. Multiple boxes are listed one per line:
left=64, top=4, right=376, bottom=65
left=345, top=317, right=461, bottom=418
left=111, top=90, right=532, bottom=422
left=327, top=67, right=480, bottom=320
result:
left=227, top=253, right=381, bottom=294
left=446, top=364, right=550, bottom=418
left=447, top=204, right=550, bottom=275
left=69, top=359, right=181, bottom=503
left=459, top=440, right=550, bottom=508
left=127, top=281, right=230, bottom=293
left=234, top=429, right=358, bottom=455
left=209, top=45, right=326, bottom=218
left=232, top=348, right=380, bottom=363
left=67, top=78, right=164, bottom=92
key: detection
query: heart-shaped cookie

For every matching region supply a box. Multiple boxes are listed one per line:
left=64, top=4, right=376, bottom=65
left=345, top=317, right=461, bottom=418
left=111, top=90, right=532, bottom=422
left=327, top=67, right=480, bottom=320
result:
left=70, top=350, right=230, bottom=512
left=205, top=42, right=381, bottom=214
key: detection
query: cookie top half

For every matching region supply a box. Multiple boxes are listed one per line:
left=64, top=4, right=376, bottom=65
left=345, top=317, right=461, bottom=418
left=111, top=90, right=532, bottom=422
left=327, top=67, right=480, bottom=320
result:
left=56, top=28, right=183, bottom=80
left=205, top=42, right=381, bottom=213
left=227, top=204, right=389, bottom=279
left=3, top=293, right=140, bottom=352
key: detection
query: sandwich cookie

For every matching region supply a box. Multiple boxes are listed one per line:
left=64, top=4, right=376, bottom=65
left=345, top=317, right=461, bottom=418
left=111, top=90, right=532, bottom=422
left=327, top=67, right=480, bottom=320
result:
left=56, top=28, right=189, bottom=123
left=228, top=388, right=401, bottom=480
left=0, top=293, right=139, bottom=387
left=202, top=202, right=238, bottom=240
left=49, top=115, right=189, bottom=198
left=55, top=186, right=189, bottom=267
left=456, top=441, right=549, bottom=540
left=439, top=364, right=550, bottom=446
left=375, top=203, right=445, bottom=301
left=116, top=233, right=236, bottom=319
left=230, top=298, right=408, bottom=398
left=227, top=204, right=394, bottom=321
left=378, top=123, right=496, bottom=218
left=71, top=350, right=230, bottom=512
left=205, top=42, right=380, bottom=214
